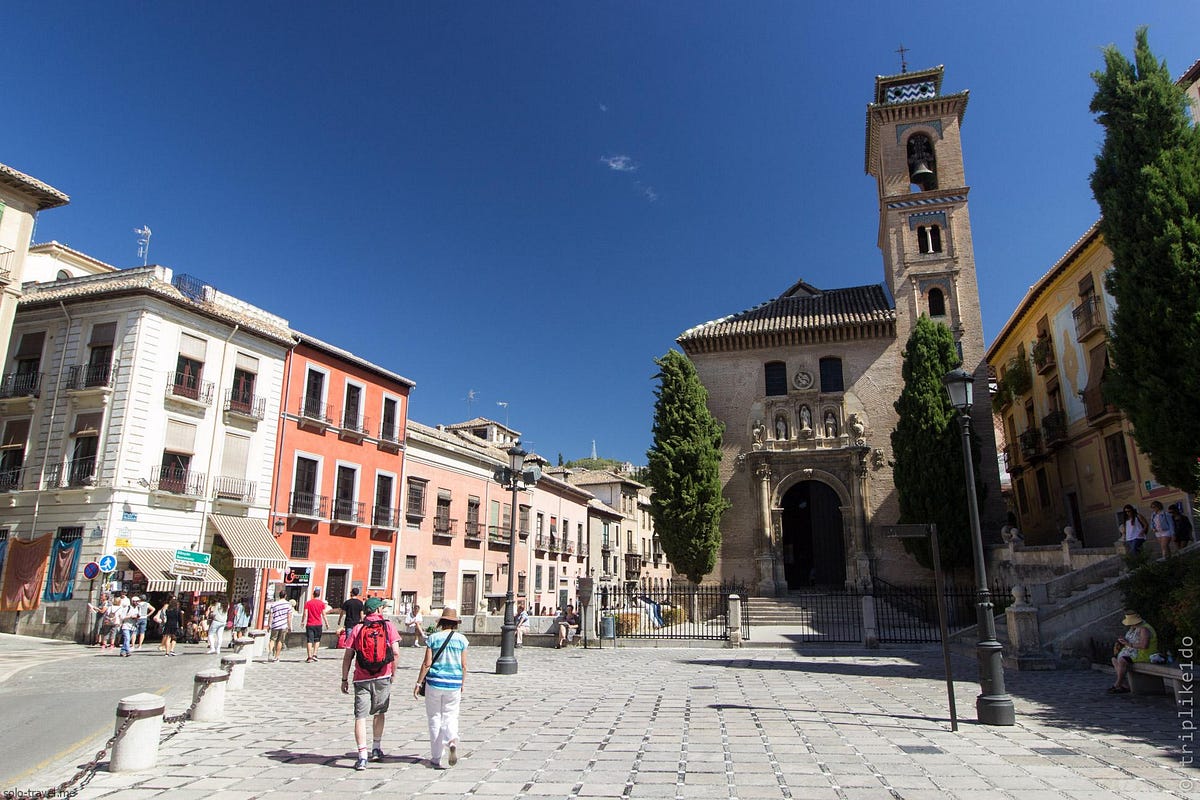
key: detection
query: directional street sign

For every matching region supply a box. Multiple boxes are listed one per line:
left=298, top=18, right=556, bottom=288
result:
left=171, top=549, right=211, bottom=578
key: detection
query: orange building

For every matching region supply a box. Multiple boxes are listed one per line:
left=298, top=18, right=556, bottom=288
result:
left=268, top=334, right=413, bottom=621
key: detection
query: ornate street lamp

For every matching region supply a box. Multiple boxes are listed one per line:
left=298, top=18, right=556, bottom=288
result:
left=494, top=443, right=536, bottom=675
left=942, top=367, right=1015, bottom=726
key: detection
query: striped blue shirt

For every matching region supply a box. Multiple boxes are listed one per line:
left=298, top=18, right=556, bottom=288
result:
left=425, top=630, right=468, bottom=690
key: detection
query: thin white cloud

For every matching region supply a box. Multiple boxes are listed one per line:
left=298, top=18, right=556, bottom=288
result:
left=599, top=103, right=608, bottom=112
left=635, top=180, right=658, bottom=203
left=600, top=154, right=638, bottom=172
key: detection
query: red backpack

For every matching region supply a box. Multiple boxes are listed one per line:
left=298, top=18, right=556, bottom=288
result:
left=353, top=619, right=395, bottom=675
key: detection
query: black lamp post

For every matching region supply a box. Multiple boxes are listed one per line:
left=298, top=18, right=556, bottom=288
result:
left=942, top=367, right=1015, bottom=726
left=495, top=443, right=530, bottom=675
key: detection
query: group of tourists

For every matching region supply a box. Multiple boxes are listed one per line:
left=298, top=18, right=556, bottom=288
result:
left=1120, top=501, right=1193, bottom=556
left=87, top=593, right=253, bottom=657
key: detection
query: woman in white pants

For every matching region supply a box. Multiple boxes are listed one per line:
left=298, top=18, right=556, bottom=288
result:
left=413, top=607, right=469, bottom=769
left=206, top=597, right=228, bottom=654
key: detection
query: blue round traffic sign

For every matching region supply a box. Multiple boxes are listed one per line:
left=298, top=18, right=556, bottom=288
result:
left=98, top=554, right=117, bottom=573
left=82, top=562, right=100, bottom=580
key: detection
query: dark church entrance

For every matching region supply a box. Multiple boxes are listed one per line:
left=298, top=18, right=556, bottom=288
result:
left=781, top=480, right=846, bottom=588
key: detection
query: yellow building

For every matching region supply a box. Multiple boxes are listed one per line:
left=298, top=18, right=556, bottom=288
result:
left=985, top=223, right=1188, bottom=546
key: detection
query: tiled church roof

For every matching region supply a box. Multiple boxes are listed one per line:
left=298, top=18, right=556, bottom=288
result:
left=677, top=282, right=895, bottom=354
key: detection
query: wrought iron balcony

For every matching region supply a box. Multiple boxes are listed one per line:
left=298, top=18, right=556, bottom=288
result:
left=333, top=498, right=365, bottom=524
left=0, top=466, right=28, bottom=492
left=549, top=537, right=561, bottom=553
left=0, top=245, right=13, bottom=284
left=151, top=464, right=206, bottom=496
left=1072, top=295, right=1104, bottom=342
left=1018, top=428, right=1042, bottom=460
left=488, top=525, right=511, bottom=546
left=212, top=475, right=256, bottom=503
left=224, top=389, right=266, bottom=420
left=340, top=411, right=371, bottom=438
left=535, top=534, right=547, bottom=551
left=1002, top=445, right=1016, bottom=473
left=1032, top=336, right=1056, bottom=375
left=372, top=505, right=400, bottom=529
left=433, top=516, right=457, bottom=537
left=464, top=520, right=483, bottom=539
left=0, top=372, right=42, bottom=399
left=165, top=371, right=214, bottom=405
left=289, top=491, right=329, bottom=519
left=601, top=539, right=611, bottom=553
left=563, top=539, right=575, bottom=554
left=298, top=398, right=333, bottom=427
left=1042, top=410, right=1067, bottom=448
left=66, top=362, right=114, bottom=391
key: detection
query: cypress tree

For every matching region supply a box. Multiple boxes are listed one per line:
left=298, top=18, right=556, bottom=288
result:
left=890, top=316, right=980, bottom=575
left=1090, top=28, right=1200, bottom=493
left=646, top=350, right=730, bottom=584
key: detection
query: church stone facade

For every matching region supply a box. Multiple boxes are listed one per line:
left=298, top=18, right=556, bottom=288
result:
left=678, top=66, right=1003, bottom=593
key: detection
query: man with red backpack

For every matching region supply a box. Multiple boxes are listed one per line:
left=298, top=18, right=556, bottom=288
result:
left=340, top=596, right=402, bottom=771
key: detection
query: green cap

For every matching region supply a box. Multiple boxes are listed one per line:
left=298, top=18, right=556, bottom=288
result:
left=364, top=597, right=385, bottom=614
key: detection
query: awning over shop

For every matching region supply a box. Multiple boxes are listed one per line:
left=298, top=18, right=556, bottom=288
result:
left=120, top=547, right=228, bottom=593
left=208, top=514, right=288, bottom=570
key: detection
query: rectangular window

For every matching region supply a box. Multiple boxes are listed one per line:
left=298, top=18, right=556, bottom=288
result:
left=550, top=516, right=558, bottom=537
left=343, top=383, right=363, bottom=430
left=764, top=361, right=787, bottom=396
left=819, top=357, right=845, bottom=393
left=484, top=573, right=494, bottom=593
left=467, top=496, right=481, bottom=535
left=432, top=572, right=446, bottom=605
left=502, top=503, right=511, bottom=533
left=85, top=322, right=116, bottom=387
left=1035, top=468, right=1051, bottom=510
left=518, top=505, right=530, bottom=536
left=1015, top=477, right=1029, bottom=516
left=1105, top=432, right=1132, bottom=485
left=405, top=555, right=416, bottom=570
left=0, top=418, right=30, bottom=490
left=534, top=565, right=543, bottom=591
left=406, top=478, right=427, bottom=519
left=374, top=474, right=394, bottom=525
left=517, top=573, right=526, bottom=594
left=303, top=369, right=325, bottom=416
left=436, top=491, right=451, bottom=529
left=335, top=465, right=358, bottom=521
left=290, top=535, right=310, bottom=559
left=381, top=397, right=399, bottom=441
left=369, top=549, right=388, bottom=589
left=549, top=566, right=556, bottom=587
left=578, top=523, right=585, bottom=554
left=230, top=363, right=257, bottom=414
left=174, top=333, right=207, bottom=399
left=536, top=513, right=544, bottom=536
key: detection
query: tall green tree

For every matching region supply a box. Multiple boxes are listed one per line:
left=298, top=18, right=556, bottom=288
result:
left=1091, top=28, right=1200, bottom=493
left=646, top=350, right=730, bottom=584
left=890, top=316, right=980, bottom=575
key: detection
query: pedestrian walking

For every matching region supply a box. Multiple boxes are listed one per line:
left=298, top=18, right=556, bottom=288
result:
left=232, top=597, right=252, bottom=637
left=117, top=596, right=137, bottom=657
left=337, top=587, right=365, bottom=646
left=340, top=596, right=402, bottom=771
left=1150, top=501, right=1176, bottom=557
left=304, top=588, right=331, bottom=662
left=413, top=606, right=468, bottom=770
left=160, top=598, right=182, bottom=656
left=1120, top=504, right=1148, bottom=555
left=206, top=596, right=228, bottom=654
left=1170, top=504, right=1193, bottom=549
left=267, top=591, right=293, bottom=662
left=134, top=596, right=153, bottom=650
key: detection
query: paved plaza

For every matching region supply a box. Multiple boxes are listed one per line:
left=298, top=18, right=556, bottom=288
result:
left=5, top=637, right=1196, bottom=800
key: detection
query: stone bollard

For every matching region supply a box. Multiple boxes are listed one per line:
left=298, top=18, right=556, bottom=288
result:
left=249, top=629, right=267, bottom=659
left=192, top=669, right=229, bottom=722
left=110, top=693, right=165, bottom=772
left=231, top=637, right=256, bottom=668
left=861, top=594, right=879, bottom=649
left=727, top=594, right=742, bottom=647
left=221, top=654, right=248, bottom=691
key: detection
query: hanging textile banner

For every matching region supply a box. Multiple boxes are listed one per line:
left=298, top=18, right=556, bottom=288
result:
left=0, top=536, right=53, bottom=611
left=44, top=538, right=83, bottom=602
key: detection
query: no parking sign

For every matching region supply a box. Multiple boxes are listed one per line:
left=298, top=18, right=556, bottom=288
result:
left=82, top=562, right=101, bottom=580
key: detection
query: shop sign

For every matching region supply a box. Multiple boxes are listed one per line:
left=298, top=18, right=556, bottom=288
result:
left=284, top=566, right=311, bottom=585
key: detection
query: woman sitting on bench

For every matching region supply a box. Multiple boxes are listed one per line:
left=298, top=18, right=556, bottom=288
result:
left=1108, top=610, right=1156, bottom=694
left=556, top=605, right=580, bottom=649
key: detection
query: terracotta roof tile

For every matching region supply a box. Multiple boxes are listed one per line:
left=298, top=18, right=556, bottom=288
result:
left=0, top=162, right=69, bottom=210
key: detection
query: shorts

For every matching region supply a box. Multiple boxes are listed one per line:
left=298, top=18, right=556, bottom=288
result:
left=353, top=677, right=392, bottom=719
left=306, top=625, right=323, bottom=643
left=1117, top=647, right=1137, bottom=661
left=269, top=628, right=288, bottom=645
left=136, top=619, right=148, bottom=635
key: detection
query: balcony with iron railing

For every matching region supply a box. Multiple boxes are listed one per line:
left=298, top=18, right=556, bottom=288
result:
left=0, top=371, right=42, bottom=399
left=378, top=422, right=402, bottom=450
left=165, top=371, right=214, bottom=406
left=224, top=389, right=266, bottom=420
left=0, top=465, right=29, bottom=492
left=563, top=539, right=575, bottom=554
left=601, top=539, right=611, bottom=553
left=1018, top=428, right=1042, bottom=461
left=433, top=516, right=457, bottom=538
left=151, top=464, right=206, bottom=496
left=212, top=475, right=256, bottom=504
left=297, top=398, right=333, bottom=429
left=332, top=498, right=365, bottom=525
left=0, top=245, right=13, bottom=283
left=340, top=411, right=371, bottom=440
left=534, top=534, right=547, bottom=551
left=1002, top=444, right=1016, bottom=474
left=372, top=505, right=400, bottom=529
left=66, top=361, right=114, bottom=391
left=488, top=525, right=511, bottom=546
left=1042, top=410, right=1068, bottom=448
left=464, top=520, right=483, bottom=540
left=1032, top=336, right=1056, bottom=375
left=289, top=491, right=329, bottom=519
left=1072, top=295, right=1104, bottom=342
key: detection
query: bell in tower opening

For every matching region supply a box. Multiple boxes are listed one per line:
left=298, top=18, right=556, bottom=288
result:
left=906, top=133, right=937, bottom=191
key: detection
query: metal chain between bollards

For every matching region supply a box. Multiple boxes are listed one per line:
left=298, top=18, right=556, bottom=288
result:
left=3, top=659, right=237, bottom=799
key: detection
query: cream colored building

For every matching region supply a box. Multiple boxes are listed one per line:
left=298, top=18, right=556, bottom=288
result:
left=678, top=66, right=1003, bottom=592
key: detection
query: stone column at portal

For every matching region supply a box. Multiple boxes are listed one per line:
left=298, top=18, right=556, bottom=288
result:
left=755, top=463, right=776, bottom=595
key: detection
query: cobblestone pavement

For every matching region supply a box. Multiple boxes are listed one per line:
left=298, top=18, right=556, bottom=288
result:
left=14, top=642, right=1198, bottom=800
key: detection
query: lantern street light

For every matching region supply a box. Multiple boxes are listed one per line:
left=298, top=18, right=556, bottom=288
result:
left=494, top=443, right=537, bottom=675
left=942, top=367, right=1015, bottom=726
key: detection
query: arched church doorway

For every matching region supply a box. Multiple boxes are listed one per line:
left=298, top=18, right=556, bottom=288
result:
left=780, top=480, right=846, bottom=588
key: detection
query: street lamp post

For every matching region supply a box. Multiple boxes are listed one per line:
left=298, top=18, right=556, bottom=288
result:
left=495, top=443, right=531, bottom=675
left=943, top=367, right=1015, bottom=726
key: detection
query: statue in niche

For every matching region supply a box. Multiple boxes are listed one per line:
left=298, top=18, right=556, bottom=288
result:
left=751, top=420, right=765, bottom=449
left=823, top=410, right=838, bottom=438
left=799, top=405, right=812, bottom=433
left=774, top=415, right=788, bottom=441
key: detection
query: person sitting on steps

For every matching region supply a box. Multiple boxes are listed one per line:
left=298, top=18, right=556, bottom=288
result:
left=555, top=604, right=580, bottom=648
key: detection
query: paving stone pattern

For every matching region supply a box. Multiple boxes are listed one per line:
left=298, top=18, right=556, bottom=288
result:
left=63, top=645, right=1196, bottom=799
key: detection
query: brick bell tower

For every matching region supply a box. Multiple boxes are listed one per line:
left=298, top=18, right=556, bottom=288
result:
left=865, top=65, right=1004, bottom=532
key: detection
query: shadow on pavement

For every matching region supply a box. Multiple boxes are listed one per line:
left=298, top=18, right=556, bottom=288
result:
left=262, top=749, right=425, bottom=768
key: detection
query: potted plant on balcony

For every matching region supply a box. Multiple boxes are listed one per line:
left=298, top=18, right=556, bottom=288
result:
left=1031, top=336, right=1055, bottom=371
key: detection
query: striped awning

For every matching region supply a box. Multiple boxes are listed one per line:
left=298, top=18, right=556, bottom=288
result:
left=120, top=547, right=229, bottom=593
left=208, top=514, right=288, bottom=570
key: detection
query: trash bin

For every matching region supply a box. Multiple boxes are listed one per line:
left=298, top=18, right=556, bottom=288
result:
left=601, top=615, right=616, bottom=639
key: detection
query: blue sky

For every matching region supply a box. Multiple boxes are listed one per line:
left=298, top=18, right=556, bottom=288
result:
left=6, top=3, right=1198, bottom=464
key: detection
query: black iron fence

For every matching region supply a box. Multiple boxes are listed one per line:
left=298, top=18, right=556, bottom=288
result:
left=596, top=583, right=749, bottom=641
left=872, top=578, right=1013, bottom=644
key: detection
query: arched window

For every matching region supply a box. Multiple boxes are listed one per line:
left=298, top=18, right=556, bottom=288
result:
left=56, top=269, right=71, bottom=281
left=764, top=361, right=787, bottom=396
left=918, top=225, right=943, bottom=254
left=819, top=357, right=844, bottom=393
left=928, top=288, right=946, bottom=317
left=906, top=133, right=937, bottom=192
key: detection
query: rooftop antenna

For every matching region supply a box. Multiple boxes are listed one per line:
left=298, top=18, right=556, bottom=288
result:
left=135, top=225, right=152, bottom=265
left=496, top=400, right=509, bottom=428
left=465, top=389, right=478, bottom=414
left=896, top=43, right=909, bottom=74
left=591, top=440, right=597, bottom=460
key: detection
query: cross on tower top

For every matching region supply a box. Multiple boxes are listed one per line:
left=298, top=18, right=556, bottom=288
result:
left=896, top=43, right=909, bottom=73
